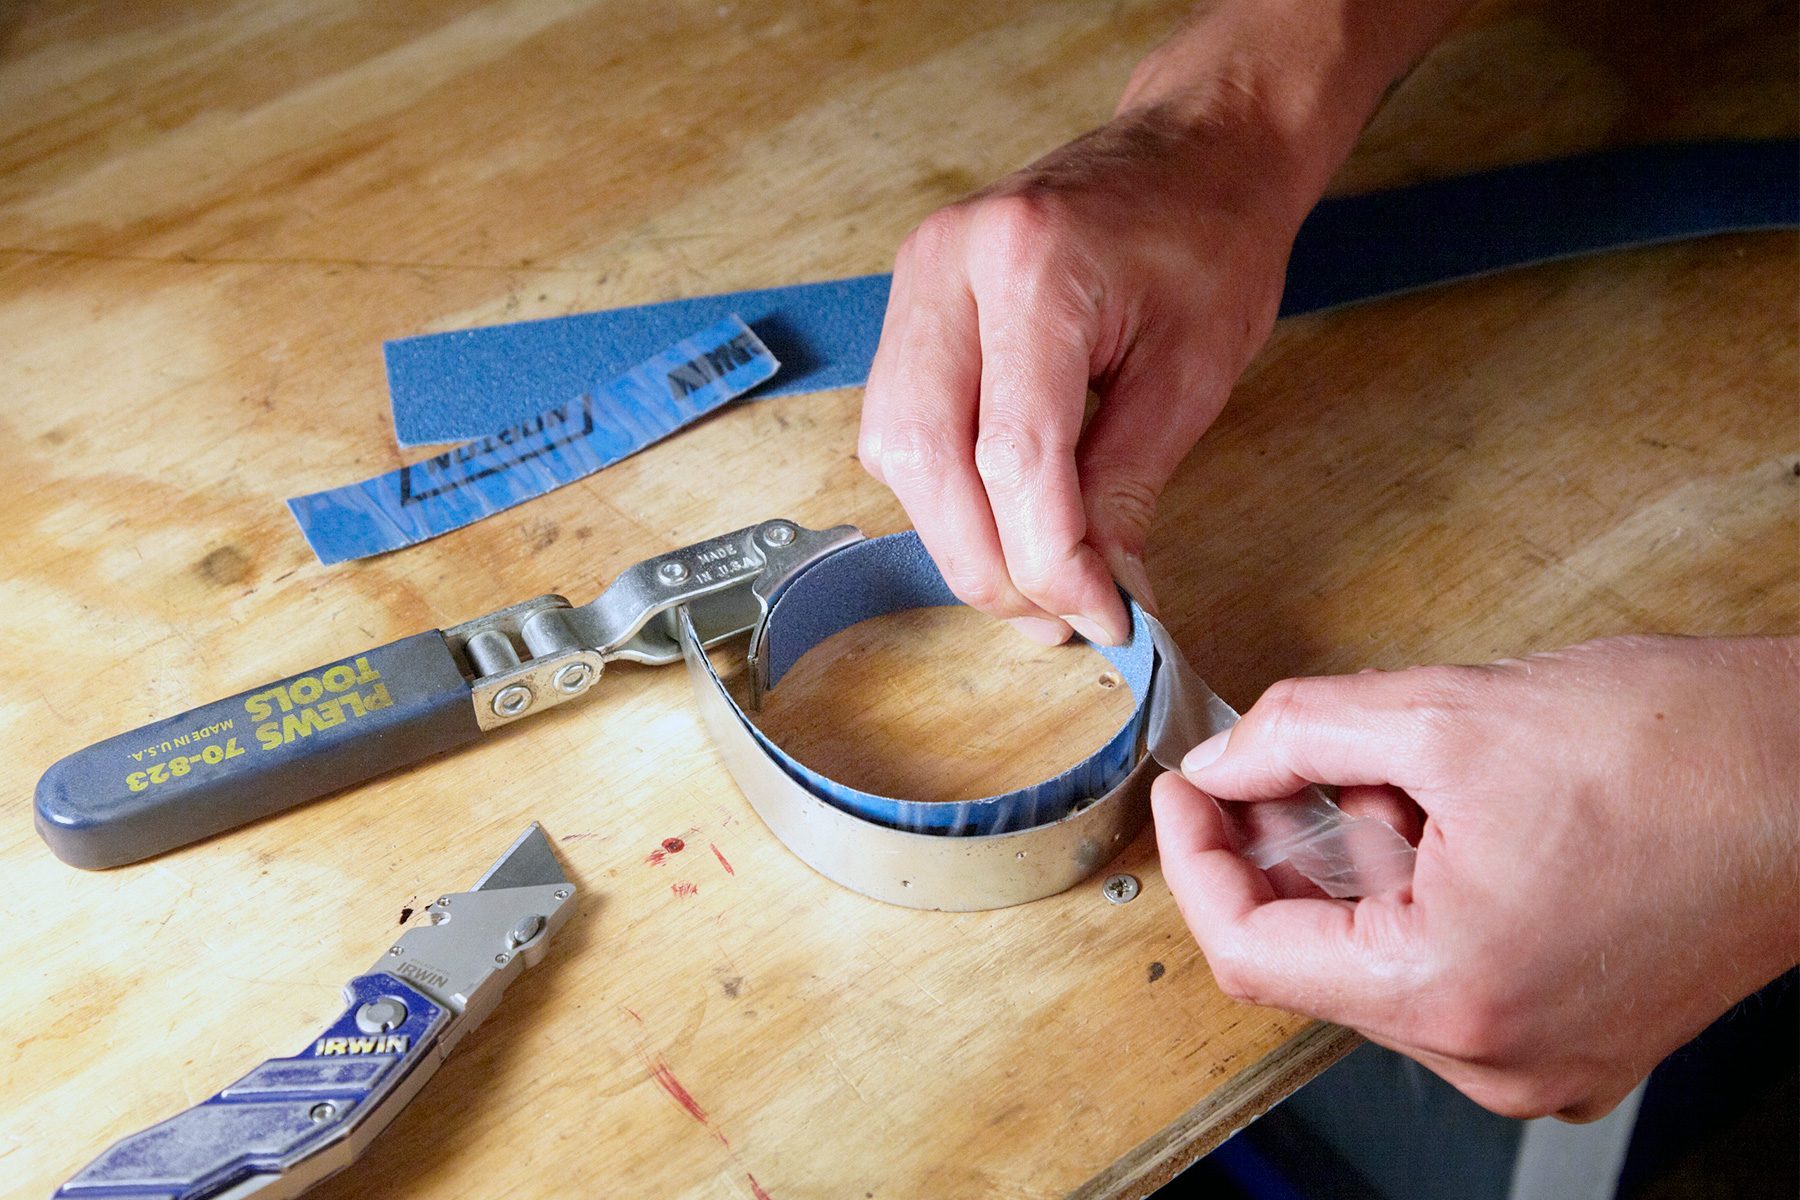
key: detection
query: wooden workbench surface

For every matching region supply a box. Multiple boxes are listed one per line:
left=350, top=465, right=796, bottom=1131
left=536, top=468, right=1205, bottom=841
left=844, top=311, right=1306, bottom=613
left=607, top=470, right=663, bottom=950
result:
left=2, top=2, right=1793, bottom=1196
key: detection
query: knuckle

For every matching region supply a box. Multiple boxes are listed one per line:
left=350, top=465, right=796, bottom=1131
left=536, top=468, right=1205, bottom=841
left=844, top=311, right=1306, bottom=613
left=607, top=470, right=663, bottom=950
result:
left=972, top=421, right=1055, bottom=490
left=937, top=553, right=1007, bottom=612
left=877, top=420, right=950, bottom=482
left=856, top=432, right=883, bottom=477
left=1393, top=665, right=1488, bottom=776
left=971, top=192, right=1058, bottom=258
left=1429, top=976, right=1529, bottom=1065
left=1082, top=470, right=1160, bottom=540
left=1204, top=945, right=1261, bottom=1005
left=1252, top=677, right=1322, bottom=745
left=904, top=207, right=965, bottom=268
left=967, top=194, right=1083, bottom=292
left=1007, top=547, right=1078, bottom=599
left=1469, top=1075, right=1572, bottom=1122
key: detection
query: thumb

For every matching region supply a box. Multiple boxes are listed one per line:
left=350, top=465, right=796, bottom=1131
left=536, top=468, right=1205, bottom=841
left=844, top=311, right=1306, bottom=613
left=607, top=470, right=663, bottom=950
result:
left=1153, top=771, right=1422, bottom=1028
left=1181, top=668, right=1457, bottom=801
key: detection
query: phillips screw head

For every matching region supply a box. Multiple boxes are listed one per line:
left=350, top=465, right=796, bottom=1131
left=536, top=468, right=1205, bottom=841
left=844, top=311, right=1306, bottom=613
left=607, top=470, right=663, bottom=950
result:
left=1102, top=874, right=1140, bottom=904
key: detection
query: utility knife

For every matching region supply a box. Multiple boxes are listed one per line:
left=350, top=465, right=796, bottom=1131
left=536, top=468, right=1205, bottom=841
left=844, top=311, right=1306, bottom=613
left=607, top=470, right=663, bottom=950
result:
left=56, top=823, right=577, bottom=1199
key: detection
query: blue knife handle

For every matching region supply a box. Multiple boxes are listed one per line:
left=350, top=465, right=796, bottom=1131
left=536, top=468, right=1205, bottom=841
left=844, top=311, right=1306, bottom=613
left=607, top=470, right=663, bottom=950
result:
left=56, top=974, right=446, bottom=1200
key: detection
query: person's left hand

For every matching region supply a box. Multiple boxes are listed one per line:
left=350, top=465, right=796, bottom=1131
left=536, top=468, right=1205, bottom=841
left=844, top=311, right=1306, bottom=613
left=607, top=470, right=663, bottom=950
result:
left=857, top=102, right=1310, bottom=647
left=1154, top=634, right=1800, bottom=1120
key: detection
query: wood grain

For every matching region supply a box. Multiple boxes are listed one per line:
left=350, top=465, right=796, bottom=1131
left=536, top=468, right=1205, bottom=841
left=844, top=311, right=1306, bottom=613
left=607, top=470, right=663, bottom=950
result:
left=0, top=2, right=1793, bottom=1197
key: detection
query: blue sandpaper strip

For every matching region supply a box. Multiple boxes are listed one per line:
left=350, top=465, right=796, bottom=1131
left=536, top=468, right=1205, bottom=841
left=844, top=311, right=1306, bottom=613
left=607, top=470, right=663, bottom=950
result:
left=750, top=530, right=1154, bottom=834
left=387, top=275, right=888, bottom=447
left=384, top=140, right=1798, bottom=446
left=289, top=316, right=777, bottom=565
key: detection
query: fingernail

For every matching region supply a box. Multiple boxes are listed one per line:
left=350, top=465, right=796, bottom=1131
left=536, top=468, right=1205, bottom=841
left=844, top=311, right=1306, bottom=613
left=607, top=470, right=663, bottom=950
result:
left=1008, top=616, right=1071, bottom=646
left=1181, top=730, right=1230, bottom=776
left=1108, top=550, right=1158, bottom=613
left=1062, top=613, right=1124, bottom=647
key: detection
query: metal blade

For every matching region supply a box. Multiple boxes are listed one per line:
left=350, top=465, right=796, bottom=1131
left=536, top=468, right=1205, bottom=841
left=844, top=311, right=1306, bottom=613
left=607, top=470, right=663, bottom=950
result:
left=470, top=822, right=568, bottom=892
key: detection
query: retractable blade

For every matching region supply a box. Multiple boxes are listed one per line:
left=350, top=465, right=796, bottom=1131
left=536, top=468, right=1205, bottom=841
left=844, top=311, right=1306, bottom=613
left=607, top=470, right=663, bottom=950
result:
left=55, top=823, right=577, bottom=1200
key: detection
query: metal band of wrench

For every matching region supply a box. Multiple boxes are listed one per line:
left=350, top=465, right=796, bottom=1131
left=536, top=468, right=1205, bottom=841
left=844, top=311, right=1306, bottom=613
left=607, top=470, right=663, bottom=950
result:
left=38, top=520, right=1413, bottom=906
left=682, top=530, right=1416, bottom=911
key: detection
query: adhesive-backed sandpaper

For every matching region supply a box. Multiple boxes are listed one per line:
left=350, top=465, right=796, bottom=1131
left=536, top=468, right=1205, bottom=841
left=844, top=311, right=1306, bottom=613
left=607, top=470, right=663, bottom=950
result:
left=387, top=275, right=888, bottom=447
left=385, top=140, right=1798, bottom=446
left=290, top=316, right=776, bottom=564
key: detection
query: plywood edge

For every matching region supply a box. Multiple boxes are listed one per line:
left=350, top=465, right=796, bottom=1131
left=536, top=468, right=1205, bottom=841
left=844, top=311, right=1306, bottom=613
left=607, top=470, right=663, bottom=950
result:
left=1067, top=1022, right=1362, bottom=1200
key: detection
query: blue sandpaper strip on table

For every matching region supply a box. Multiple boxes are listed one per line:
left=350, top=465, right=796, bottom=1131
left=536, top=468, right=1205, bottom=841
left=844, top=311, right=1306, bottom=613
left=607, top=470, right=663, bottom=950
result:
left=387, top=274, right=889, bottom=447
left=385, top=140, right=1798, bottom=446
left=289, top=316, right=777, bottom=565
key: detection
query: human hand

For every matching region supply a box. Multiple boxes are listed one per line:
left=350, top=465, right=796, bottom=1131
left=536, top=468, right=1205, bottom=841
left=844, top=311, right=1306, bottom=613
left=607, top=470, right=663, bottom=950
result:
left=1154, top=634, right=1800, bottom=1120
left=858, top=104, right=1306, bottom=645
left=857, top=0, right=1471, bottom=645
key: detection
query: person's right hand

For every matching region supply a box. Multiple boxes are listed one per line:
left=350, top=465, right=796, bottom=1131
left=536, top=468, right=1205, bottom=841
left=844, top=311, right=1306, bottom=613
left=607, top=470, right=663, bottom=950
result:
left=857, top=101, right=1313, bottom=646
left=1155, top=634, right=1800, bottom=1120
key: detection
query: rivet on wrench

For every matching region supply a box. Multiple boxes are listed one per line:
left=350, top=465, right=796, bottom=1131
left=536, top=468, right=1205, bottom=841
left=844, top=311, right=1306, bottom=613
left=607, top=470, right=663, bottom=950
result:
left=491, top=683, right=533, bottom=718
left=762, top=523, right=796, bottom=547
left=551, top=662, right=594, bottom=694
left=658, top=560, right=690, bottom=584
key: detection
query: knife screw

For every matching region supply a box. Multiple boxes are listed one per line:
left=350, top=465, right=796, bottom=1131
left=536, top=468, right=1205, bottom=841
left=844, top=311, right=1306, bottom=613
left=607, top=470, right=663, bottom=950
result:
left=388, top=946, right=403, bottom=956
left=356, top=997, right=409, bottom=1033
left=554, top=888, right=571, bottom=900
left=495, top=953, right=510, bottom=965
left=309, top=1103, right=337, bottom=1123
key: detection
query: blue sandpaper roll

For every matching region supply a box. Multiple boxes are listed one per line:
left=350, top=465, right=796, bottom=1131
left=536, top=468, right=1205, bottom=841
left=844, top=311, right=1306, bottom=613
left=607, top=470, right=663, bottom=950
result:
left=751, top=530, right=1154, bottom=833
left=385, top=140, right=1798, bottom=446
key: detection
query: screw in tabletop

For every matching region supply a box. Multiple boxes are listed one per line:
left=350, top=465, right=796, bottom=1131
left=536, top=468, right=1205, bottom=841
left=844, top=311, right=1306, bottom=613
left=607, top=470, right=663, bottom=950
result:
left=1102, top=873, right=1140, bottom=904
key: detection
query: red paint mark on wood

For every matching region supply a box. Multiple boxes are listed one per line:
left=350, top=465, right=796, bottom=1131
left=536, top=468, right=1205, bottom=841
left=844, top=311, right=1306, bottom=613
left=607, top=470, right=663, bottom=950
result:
left=647, top=837, right=688, bottom=866
left=710, top=843, right=735, bottom=875
left=747, top=1173, right=774, bottom=1200
left=663, top=836, right=686, bottom=853
left=621, top=1006, right=643, bottom=1023
left=671, top=881, right=698, bottom=898
left=642, top=1052, right=708, bottom=1123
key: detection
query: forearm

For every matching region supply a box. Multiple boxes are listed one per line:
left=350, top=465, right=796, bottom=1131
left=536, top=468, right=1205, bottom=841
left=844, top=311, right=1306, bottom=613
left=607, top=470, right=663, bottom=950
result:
left=1116, top=0, right=1473, bottom=220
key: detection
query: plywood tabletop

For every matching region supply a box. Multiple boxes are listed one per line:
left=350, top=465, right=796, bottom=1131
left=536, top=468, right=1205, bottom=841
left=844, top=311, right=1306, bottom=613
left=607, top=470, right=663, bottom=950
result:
left=1, top=2, right=1793, bottom=1197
